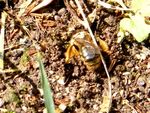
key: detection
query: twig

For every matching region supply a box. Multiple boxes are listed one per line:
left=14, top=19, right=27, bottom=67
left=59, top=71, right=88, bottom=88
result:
left=74, top=0, right=112, bottom=113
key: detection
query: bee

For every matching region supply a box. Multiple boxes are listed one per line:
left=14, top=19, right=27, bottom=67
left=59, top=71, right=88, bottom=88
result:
left=65, top=31, right=110, bottom=70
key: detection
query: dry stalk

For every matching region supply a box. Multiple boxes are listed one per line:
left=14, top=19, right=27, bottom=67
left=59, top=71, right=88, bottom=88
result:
left=74, top=0, right=112, bottom=112
left=122, top=99, right=138, bottom=113
left=0, top=12, right=7, bottom=70
left=98, top=0, right=131, bottom=11
left=31, top=0, right=53, bottom=12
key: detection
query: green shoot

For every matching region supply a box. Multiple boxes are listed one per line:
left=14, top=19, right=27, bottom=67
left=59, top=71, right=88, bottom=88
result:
left=37, top=53, right=55, bottom=113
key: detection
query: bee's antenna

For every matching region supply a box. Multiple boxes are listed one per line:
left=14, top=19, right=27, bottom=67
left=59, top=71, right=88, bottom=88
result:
left=74, top=0, right=112, bottom=113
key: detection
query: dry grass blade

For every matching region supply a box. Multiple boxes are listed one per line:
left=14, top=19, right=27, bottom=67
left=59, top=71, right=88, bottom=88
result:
left=0, top=69, right=20, bottom=74
left=18, top=0, right=32, bottom=17
left=74, top=0, right=112, bottom=112
left=0, top=12, right=7, bottom=70
left=98, top=0, right=131, bottom=11
left=31, top=0, right=53, bottom=12
left=114, top=0, right=128, bottom=9
left=122, top=99, right=138, bottom=113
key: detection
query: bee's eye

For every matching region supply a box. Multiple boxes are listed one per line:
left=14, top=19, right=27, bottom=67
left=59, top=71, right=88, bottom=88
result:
left=73, top=44, right=79, bottom=51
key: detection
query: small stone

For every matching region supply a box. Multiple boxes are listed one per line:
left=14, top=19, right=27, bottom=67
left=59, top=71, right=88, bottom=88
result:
left=59, top=103, right=67, bottom=111
left=0, top=98, right=4, bottom=107
left=125, top=61, right=133, bottom=68
left=22, top=106, right=27, bottom=112
left=15, top=108, right=21, bottom=112
left=135, top=54, right=141, bottom=59
left=140, top=53, right=146, bottom=60
left=54, top=15, right=60, bottom=21
left=127, top=62, right=133, bottom=68
left=58, top=8, right=66, bottom=16
left=122, top=72, right=130, bottom=75
left=147, top=62, right=150, bottom=68
left=138, top=86, right=145, bottom=92
left=57, top=78, right=65, bottom=85
left=93, top=104, right=98, bottom=110
left=32, top=61, right=39, bottom=69
left=49, top=70, right=54, bottom=74
left=136, top=53, right=146, bottom=60
left=137, top=77, right=145, bottom=86
left=19, top=37, right=28, bottom=44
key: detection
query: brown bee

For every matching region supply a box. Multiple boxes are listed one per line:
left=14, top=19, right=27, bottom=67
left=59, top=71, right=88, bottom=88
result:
left=65, top=31, right=110, bottom=70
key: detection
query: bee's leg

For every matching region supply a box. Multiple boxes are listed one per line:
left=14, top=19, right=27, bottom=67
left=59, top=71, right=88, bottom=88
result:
left=65, top=45, right=73, bottom=63
left=72, top=46, right=80, bottom=56
left=97, top=38, right=111, bottom=54
left=65, top=45, right=79, bottom=63
left=108, top=59, right=117, bottom=72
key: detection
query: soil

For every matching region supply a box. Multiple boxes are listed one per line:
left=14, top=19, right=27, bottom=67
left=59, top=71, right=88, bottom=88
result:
left=0, top=0, right=150, bottom=113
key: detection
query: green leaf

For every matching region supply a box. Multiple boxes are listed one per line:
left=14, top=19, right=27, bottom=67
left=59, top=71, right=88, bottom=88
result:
left=37, top=53, right=55, bottom=113
left=120, top=18, right=133, bottom=31
left=139, top=5, right=150, bottom=17
left=120, top=14, right=150, bottom=42
left=131, top=0, right=146, bottom=11
left=131, top=0, right=150, bottom=17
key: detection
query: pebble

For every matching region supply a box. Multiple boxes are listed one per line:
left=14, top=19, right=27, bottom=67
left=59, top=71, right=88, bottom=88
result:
left=147, top=62, right=150, bottom=68
left=122, top=72, right=131, bottom=76
left=19, top=37, right=28, bottom=44
left=136, top=53, right=146, bottom=60
left=137, top=77, right=146, bottom=86
left=59, top=103, right=67, bottom=111
left=138, top=86, right=145, bottom=93
left=0, top=98, right=4, bottom=107
left=49, top=70, right=54, bottom=74
left=54, top=15, right=60, bottom=21
left=127, top=61, right=133, bottom=68
left=15, top=108, right=21, bottom=112
left=22, top=106, right=27, bottom=112
left=93, top=104, right=98, bottom=110
left=57, top=78, right=65, bottom=85
left=58, top=8, right=66, bottom=16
